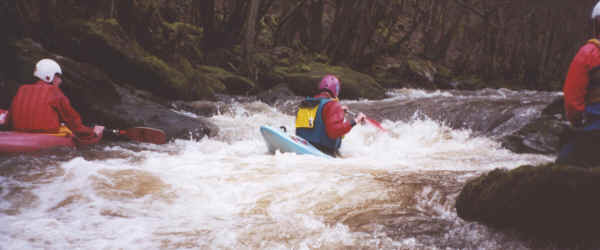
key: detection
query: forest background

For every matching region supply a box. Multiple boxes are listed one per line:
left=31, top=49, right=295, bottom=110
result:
left=0, top=0, right=597, bottom=105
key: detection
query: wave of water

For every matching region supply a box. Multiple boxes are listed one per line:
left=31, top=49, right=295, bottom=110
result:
left=0, top=96, right=554, bottom=249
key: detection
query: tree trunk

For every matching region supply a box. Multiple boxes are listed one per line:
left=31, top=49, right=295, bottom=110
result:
left=223, top=1, right=249, bottom=47
left=274, top=0, right=309, bottom=47
left=325, top=0, right=362, bottom=63
left=307, top=0, right=323, bottom=50
left=325, top=0, right=385, bottom=65
left=193, top=0, right=217, bottom=48
left=244, top=0, right=261, bottom=80
left=244, top=0, right=261, bottom=57
left=40, top=0, right=58, bottom=45
left=109, top=0, right=115, bottom=19
left=116, top=0, right=136, bottom=36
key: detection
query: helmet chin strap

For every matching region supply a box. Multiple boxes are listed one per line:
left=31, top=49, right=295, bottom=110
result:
left=319, top=88, right=337, bottom=98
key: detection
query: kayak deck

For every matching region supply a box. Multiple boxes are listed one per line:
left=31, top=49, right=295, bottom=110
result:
left=260, top=125, right=333, bottom=159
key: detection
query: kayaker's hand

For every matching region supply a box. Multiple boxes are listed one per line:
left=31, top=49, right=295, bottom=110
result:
left=354, top=112, right=366, bottom=125
left=341, top=105, right=349, bottom=113
left=93, top=125, right=105, bottom=136
left=0, top=111, right=7, bottom=126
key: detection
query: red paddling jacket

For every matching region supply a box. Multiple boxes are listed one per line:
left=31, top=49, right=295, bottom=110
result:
left=563, top=39, right=600, bottom=125
left=8, top=81, right=96, bottom=139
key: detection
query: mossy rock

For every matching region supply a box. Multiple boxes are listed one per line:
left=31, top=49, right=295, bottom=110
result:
left=147, top=21, right=205, bottom=66
left=204, top=48, right=241, bottom=70
left=456, top=163, right=600, bottom=244
left=407, top=58, right=437, bottom=83
left=369, top=55, right=444, bottom=89
left=275, top=62, right=385, bottom=100
left=450, top=75, right=486, bottom=90
left=197, top=65, right=256, bottom=95
left=54, top=19, right=214, bottom=101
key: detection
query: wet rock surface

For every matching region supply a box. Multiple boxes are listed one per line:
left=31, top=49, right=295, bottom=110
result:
left=455, top=164, right=600, bottom=246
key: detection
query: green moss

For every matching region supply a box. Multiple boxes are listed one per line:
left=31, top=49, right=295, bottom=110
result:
left=279, top=58, right=290, bottom=66
left=253, top=52, right=274, bottom=68
left=232, top=45, right=242, bottom=55
left=58, top=19, right=215, bottom=100
left=96, top=18, right=119, bottom=26
left=406, top=59, right=436, bottom=77
left=197, top=65, right=255, bottom=94
left=80, top=19, right=147, bottom=57
left=141, top=56, right=188, bottom=89
left=136, top=0, right=161, bottom=10
left=198, top=65, right=231, bottom=76
left=279, top=62, right=384, bottom=99
left=314, top=53, right=329, bottom=63
left=291, top=63, right=312, bottom=72
left=164, top=22, right=203, bottom=33
left=437, top=64, right=453, bottom=79
left=191, top=71, right=225, bottom=93
left=177, top=57, right=195, bottom=76
left=273, top=65, right=290, bottom=75
left=305, top=63, right=345, bottom=76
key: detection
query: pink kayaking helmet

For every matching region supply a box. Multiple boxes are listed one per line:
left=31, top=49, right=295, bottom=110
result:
left=318, top=75, right=340, bottom=98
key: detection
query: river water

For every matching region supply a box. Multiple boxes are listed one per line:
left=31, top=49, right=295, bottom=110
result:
left=0, top=89, right=556, bottom=249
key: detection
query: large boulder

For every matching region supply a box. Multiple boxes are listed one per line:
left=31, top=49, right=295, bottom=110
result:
left=96, top=85, right=218, bottom=140
left=271, top=62, right=386, bottom=100
left=1, top=38, right=217, bottom=140
left=251, top=46, right=385, bottom=100
left=370, top=56, right=455, bottom=90
left=499, top=98, right=569, bottom=154
left=197, top=66, right=256, bottom=95
left=456, top=164, right=600, bottom=245
left=52, top=19, right=216, bottom=101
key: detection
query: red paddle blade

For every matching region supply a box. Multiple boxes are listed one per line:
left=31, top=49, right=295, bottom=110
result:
left=366, top=117, right=388, bottom=132
left=123, top=127, right=167, bottom=145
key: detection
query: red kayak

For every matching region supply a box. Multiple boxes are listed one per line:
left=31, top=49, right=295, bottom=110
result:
left=0, top=109, right=167, bottom=153
left=0, top=131, right=75, bottom=153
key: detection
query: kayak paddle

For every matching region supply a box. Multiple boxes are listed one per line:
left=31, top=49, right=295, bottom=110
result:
left=0, top=108, right=167, bottom=145
left=109, top=127, right=167, bottom=145
left=346, top=110, right=388, bottom=132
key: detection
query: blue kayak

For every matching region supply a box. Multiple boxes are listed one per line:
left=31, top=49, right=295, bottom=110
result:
left=259, top=125, right=333, bottom=159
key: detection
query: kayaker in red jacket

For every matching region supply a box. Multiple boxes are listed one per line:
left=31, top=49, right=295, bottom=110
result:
left=556, top=1, right=600, bottom=166
left=563, top=40, right=600, bottom=127
left=4, top=59, right=104, bottom=145
left=295, top=75, right=365, bottom=157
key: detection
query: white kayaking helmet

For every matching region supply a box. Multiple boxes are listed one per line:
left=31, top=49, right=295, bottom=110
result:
left=593, top=1, right=600, bottom=37
left=33, top=58, right=62, bottom=83
left=593, top=1, right=600, bottom=19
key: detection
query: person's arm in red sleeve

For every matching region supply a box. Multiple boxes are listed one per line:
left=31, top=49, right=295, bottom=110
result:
left=322, top=101, right=354, bottom=139
left=563, top=44, right=595, bottom=126
left=53, top=94, right=95, bottom=137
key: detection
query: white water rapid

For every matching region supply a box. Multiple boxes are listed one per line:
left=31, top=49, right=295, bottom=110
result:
left=0, top=90, right=555, bottom=249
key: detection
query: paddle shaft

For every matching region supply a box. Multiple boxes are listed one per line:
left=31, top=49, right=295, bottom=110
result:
left=106, top=127, right=167, bottom=145
left=0, top=109, right=166, bottom=144
left=345, top=110, right=387, bottom=132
